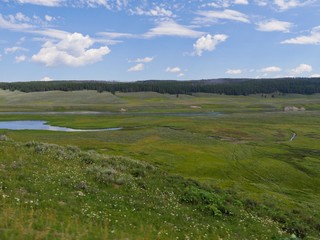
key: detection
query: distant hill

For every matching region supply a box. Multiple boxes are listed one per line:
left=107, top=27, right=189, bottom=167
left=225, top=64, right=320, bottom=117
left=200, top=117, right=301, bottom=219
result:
left=1, top=78, right=320, bottom=95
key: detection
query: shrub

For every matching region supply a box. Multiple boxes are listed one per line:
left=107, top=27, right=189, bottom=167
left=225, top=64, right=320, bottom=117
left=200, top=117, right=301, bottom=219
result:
left=181, top=186, right=229, bottom=217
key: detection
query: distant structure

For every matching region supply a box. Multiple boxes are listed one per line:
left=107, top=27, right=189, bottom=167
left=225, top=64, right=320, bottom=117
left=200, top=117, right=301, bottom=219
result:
left=290, top=133, right=297, bottom=141
left=284, top=106, right=306, bottom=112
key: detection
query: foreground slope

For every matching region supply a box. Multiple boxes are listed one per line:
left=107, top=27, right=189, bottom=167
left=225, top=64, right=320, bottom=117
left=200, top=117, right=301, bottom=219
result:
left=0, top=140, right=290, bottom=239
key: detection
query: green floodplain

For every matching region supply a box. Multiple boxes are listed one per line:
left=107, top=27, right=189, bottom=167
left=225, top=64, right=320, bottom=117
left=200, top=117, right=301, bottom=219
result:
left=0, top=89, right=320, bottom=239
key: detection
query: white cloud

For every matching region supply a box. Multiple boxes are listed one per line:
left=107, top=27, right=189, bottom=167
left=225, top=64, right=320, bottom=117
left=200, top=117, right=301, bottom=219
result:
left=97, top=32, right=135, bottom=39
left=15, top=55, right=27, bottom=63
left=255, top=0, right=268, bottom=6
left=144, top=20, right=204, bottom=38
left=115, top=0, right=128, bottom=9
left=45, top=15, right=54, bottom=22
left=0, top=54, right=2, bottom=61
left=4, top=46, right=28, bottom=54
left=256, top=19, right=293, bottom=32
left=310, top=74, right=320, bottom=78
left=206, top=0, right=231, bottom=8
left=226, top=69, right=242, bottom=74
left=13, top=0, right=121, bottom=8
left=101, top=21, right=203, bottom=40
left=274, top=0, right=313, bottom=10
left=15, top=0, right=62, bottom=7
left=235, top=0, right=248, bottom=4
left=195, top=9, right=250, bottom=24
left=12, top=12, right=30, bottom=22
left=193, top=34, right=228, bottom=56
left=131, top=6, right=173, bottom=17
left=291, top=64, right=312, bottom=75
left=34, top=28, right=76, bottom=40
left=40, top=76, right=53, bottom=81
left=131, top=57, right=154, bottom=63
left=282, top=26, right=320, bottom=45
left=0, top=13, right=69, bottom=40
left=166, top=66, right=185, bottom=77
left=128, top=63, right=144, bottom=72
left=0, top=14, right=33, bottom=31
left=254, top=0, right=314, bottom=10
left=84, top=0, right=109, bottom=8
left=261, top=66, right=282, bottom=73
left=32, top=32, right=110, bottom=67
left=166, top=67, right=181, bottom=73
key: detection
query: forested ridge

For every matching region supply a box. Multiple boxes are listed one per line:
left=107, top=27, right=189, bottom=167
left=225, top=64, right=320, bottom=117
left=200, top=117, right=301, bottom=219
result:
left=1, top=78, right=320, bottom=95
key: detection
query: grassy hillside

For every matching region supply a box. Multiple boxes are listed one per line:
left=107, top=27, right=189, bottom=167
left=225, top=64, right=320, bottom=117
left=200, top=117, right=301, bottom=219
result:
left=2, top=89, right=320, bottom=113
left=0, top=140, right=290, bottom=239
left=1, top=90, right=320, bottom=239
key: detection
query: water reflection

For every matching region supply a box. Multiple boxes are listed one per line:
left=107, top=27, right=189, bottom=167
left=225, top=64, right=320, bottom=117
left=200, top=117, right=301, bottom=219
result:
left=0, top=121, right=121, bottom=132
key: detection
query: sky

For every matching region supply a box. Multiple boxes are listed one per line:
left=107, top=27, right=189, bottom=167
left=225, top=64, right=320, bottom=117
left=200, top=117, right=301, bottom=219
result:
left=0, top=0, right=319, bottom=82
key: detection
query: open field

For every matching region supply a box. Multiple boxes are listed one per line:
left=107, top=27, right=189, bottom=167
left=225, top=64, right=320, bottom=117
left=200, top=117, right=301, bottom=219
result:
left=1, top=89, right=320, bottom=239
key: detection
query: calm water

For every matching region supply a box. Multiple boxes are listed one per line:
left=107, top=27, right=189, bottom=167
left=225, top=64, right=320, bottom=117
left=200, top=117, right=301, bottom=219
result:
left=0, top=121, right=121, bottom=132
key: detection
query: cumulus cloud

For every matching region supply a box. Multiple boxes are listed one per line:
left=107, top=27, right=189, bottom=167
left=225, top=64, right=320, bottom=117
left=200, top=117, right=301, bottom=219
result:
left=193, top=34, right=228, bottom=56
left=256, top=19, right=293, bottom=32
left=128, top=63, right=144, bottom=72
left=166, top=66, right=185, bottom=77
left=226, top=69, right=242, bottom=75
left=40, top=76, right=53, bottom=81
left=32, top=32, right=110, bottom=67
left=128, top=57, right=153, bottom=72
left=4, top=46, right=28, bottom=54
left=310, top=74, right=320, bottom=78
left=45, top=15, right=54, bottom=22
left=131, top=57, right=154, bottom=63
left=291, top=64, right=312, bottom=75
left=195, top=9, right=250, bottom=24
left=144, top=20, right=204, bottom=38
left=261, top=66, right=282, bottom=73
left=282, top=26, right=320, bottom=45
left=166, top=67, right=181, bottom=73
left=15, top=55, right=27, bottom=63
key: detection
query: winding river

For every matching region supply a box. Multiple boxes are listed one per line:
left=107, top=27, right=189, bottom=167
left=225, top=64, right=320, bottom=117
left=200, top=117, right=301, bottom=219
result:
left=0, top=121, right=121, bottom=132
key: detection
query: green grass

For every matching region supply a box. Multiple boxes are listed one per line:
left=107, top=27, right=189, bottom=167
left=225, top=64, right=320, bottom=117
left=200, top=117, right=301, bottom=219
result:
left=1, top=90, right=320, bottom=239
left=0, top=140, right=289, bottom=239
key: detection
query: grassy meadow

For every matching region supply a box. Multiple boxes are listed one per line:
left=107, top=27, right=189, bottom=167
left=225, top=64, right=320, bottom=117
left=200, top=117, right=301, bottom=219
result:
left=1, top=89, right=320, bottom=239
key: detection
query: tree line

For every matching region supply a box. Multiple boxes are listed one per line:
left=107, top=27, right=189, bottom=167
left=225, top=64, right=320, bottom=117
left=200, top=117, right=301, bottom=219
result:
left=0, top=78, right=320, bottom=95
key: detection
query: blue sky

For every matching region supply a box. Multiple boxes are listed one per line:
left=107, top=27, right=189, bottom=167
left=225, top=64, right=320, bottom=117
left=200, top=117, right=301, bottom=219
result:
left=0, top=0, right=319, bottom=82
